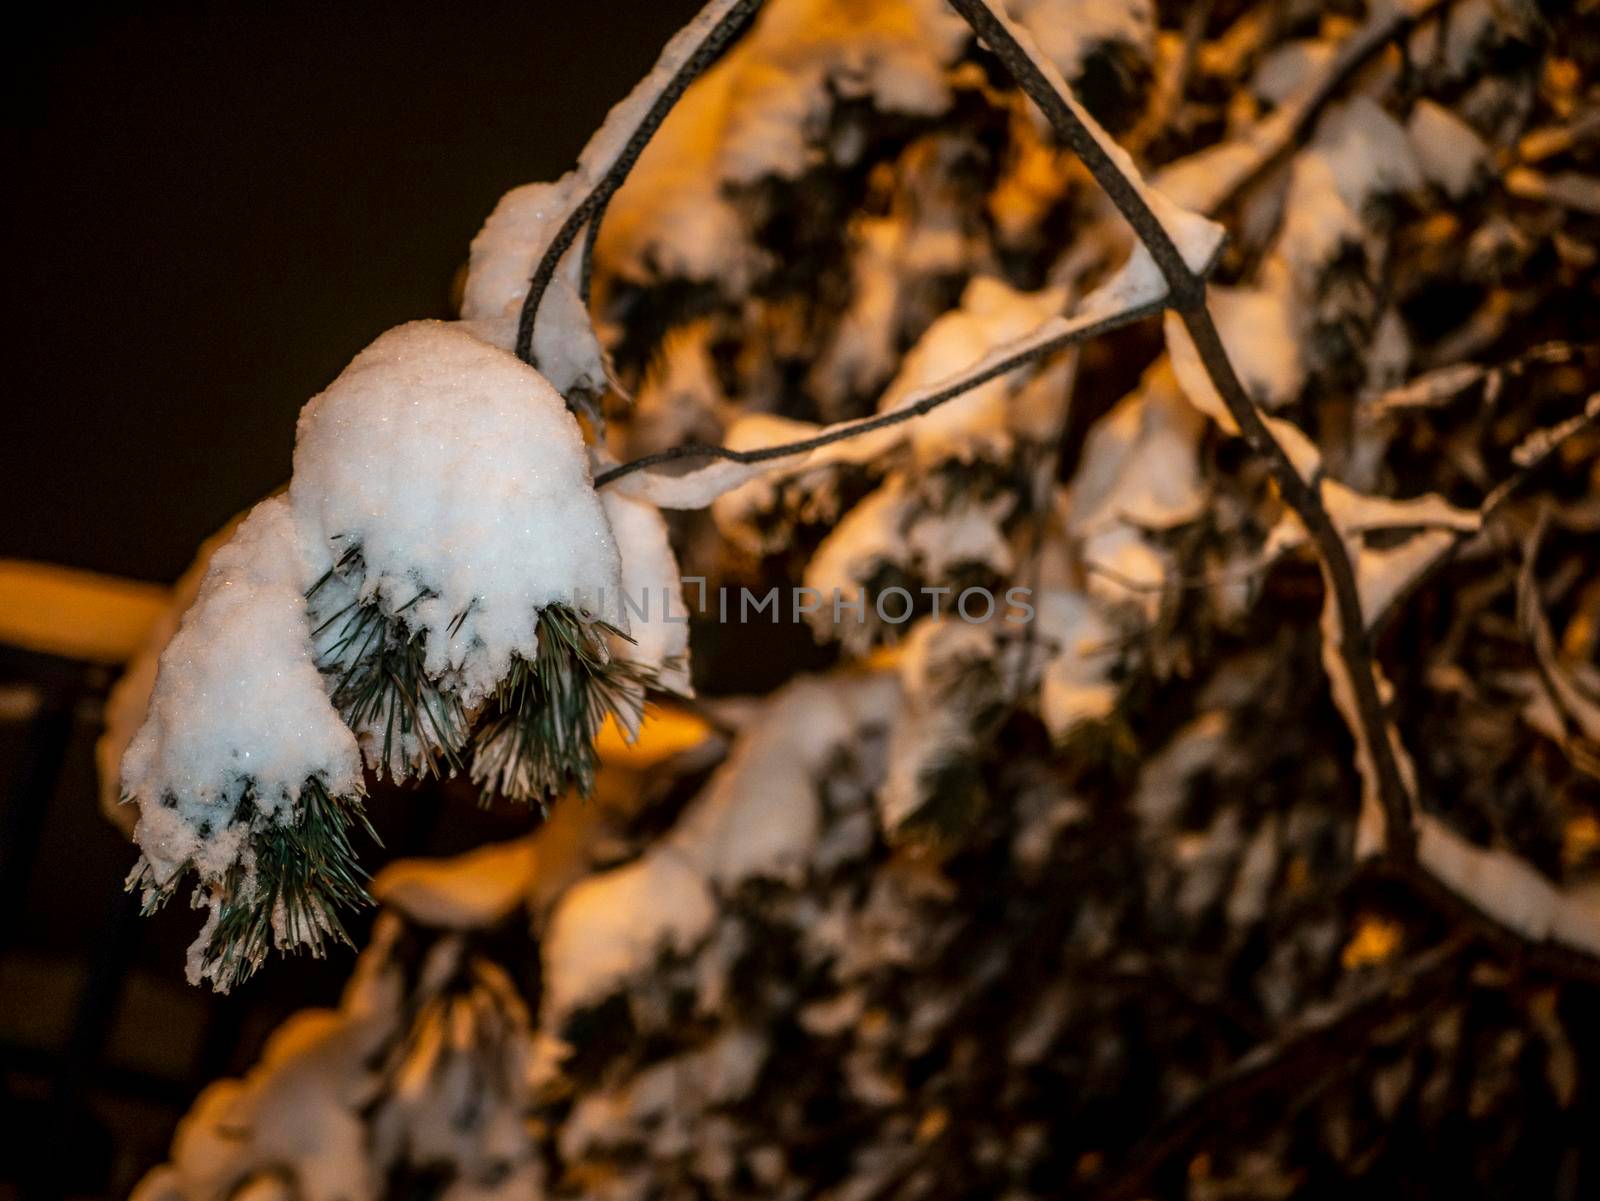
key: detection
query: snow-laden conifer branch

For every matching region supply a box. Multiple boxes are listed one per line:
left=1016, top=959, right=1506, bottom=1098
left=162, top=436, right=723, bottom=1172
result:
left=951, top=0, right=1600, bottom=977
left=123, top=324, right=696, bottom=987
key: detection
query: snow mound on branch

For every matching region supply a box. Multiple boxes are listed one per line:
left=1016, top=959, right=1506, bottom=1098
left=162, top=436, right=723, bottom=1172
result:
left=372, top=839, right=537, bottom=931
left=597, top=0, right=966, bottom=283
left=601, top=489, right=693, bottom=697
left=1407, top=99, right=1490, bottom=200
left=803, top=478, right=915, bottom=649
left=291, top=321, right=622, bottom=705
left=1316, top=97, right=1423, bottom=217
left=1007, top=0, right=1155, bottom=83
left=121, top=497, right=360, bottom=890
left=1034, top=589, right=1118, bottom=740
left=158, top=1010, right=382, bottom=1201
left=1165, top=270, right=1305, bottom=428
left=541, top=847, right=716, bottom=1028
left=1070, top=360, right=1207, bottom=613
left=540, top=671, right=897, bottom=1027
left=100, top=510, right=249, bottom=838
left=670, top=676, right=877, bottom=887
left=879, top=618, right=999, bottom=833
left=460, top=180, right=608, bottom=403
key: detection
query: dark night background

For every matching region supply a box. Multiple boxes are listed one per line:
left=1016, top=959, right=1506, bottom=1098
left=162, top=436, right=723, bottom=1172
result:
left=3, top=0, right=698, bottom=583
left=1, top=4, right=697, bottom=1197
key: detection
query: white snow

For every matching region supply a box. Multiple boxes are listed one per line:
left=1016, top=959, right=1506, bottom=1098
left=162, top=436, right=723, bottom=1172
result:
left=460, top=181, right=608, bottom=401
left=1252, top=39, right=1336, bottom=107
left=627, top=321, right=726, bottom=457
left=1320, top=479, right=1480, bottom=630
left=601, top=489, right=694, bottom=698
left=463, top=0, right=764, bottom=385
left=906, top=492, right=1017, bottom=581
left=1005, top=0, right=1155, bottom=85
left=878, top=619, right=996, bottom=832
left=540, top=847, right=716, bottom=1026
left=147, top=1008, right=387, bottom=1201
left=1070, top=359, right=1208, bottom=537
left=803, top=478, right=914, bottom=644
left=559, top=1028, right=767, bottom=1161
left=615, top=248, right=1175, bottom=517
left=540, top=671, right=894, bottom=1026
left=122, top=497, right=361, bottom=893
left=1316, top=97, right=1424, bottom=218
left=1419, top=817, right=1600, bottom=958
left=371, top=839, right=537, bottom=931
left=670, top=676, right=865, bottom=887
left=1407, top=99, right=1490, bottom=200
left=591, top=0, right=1176, bottom=292
left=1033, top=589, right=1118, bottom=739
left=969, top=0, right=1225, bottom=275
left=597, top=0, right=966, bottom=285
left=100, top=512, right=248, bottom=837
left=1165, top=272, right=1304, bottom=429
left=608, top=413, right=824, bottom=511
left=1276, top=149, right=1365, bottom=284
left=575, top=0, right=759, bottom=184
left=292, top=321, right=622, bottom=708
left=1069, top=360, right=1207, bottom=616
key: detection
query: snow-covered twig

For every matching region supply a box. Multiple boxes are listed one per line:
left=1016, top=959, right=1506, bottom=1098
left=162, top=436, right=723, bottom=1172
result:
left=514, top=0, right=764, bottom=369
left=592, top=284, right=1171, bottom=498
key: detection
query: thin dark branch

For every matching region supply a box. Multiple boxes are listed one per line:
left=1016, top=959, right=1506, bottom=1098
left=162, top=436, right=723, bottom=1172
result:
left=579, top=208, right=604, bottom=307
left=593, top=295, right=1166, bottom=488
left=514, top=0, right=764, bottom=369
left=949, top=0, right=1417, bottom=858
left=1180, top=309, right=1419, bottom=856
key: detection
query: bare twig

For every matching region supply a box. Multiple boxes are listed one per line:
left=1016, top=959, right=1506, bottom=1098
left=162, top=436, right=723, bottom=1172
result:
left=1368, top=391, right=1600, bottom=643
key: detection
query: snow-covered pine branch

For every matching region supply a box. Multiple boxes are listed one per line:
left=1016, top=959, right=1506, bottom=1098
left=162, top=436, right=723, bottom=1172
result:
left=123, top=323, right=697, bottom=987
left=121, top=497, right=370, bottom=990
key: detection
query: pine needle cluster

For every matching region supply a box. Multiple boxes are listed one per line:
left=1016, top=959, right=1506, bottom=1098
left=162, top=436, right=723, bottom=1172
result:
left=472, top=603, right=656, bottom=807
left=132, top=777, right=377, bottom=991
left=308, top=554, right=469, bottom=780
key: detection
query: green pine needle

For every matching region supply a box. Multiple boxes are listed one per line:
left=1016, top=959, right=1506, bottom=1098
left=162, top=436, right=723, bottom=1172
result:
left=310, top=563, right=468, bottom=780
left=199, top=778, right=378, bottom=989
left=128, top=778, right=378, bottom=991
left=472, top=603, right=656, bottom=807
